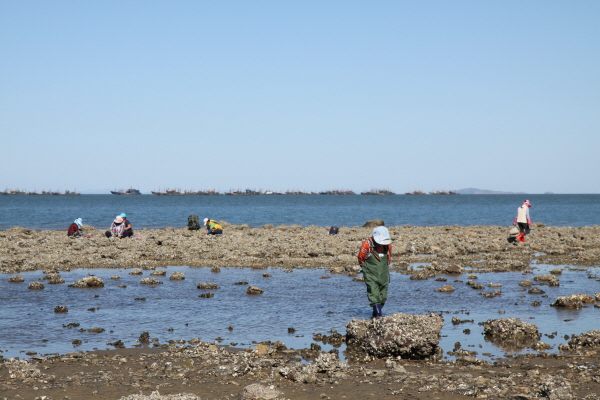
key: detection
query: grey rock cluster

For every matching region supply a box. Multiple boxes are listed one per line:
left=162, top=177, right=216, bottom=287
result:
left=346, top=312, right=444, bottom=360
left=482, top=317, right=541, bottom=350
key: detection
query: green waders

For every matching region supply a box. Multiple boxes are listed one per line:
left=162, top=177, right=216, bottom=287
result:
left=362, top=252, right=389, bottom=308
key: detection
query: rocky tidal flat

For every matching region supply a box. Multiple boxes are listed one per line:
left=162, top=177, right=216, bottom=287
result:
left=1, top=223, right=600, bottom=399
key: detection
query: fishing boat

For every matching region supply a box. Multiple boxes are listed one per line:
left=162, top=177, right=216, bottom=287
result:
left=404, top=190, right=426, bottom=195
left=318, top=190, right=356, bottom=195
left=225, top=189, right=262, bottom=195
left=111, top=188, right=141, bottom=195
left=1, top=189, right=27, bottom=195
left=151, top=188, right=182, bottom=196
left=361, top=189, right=396, bottom=195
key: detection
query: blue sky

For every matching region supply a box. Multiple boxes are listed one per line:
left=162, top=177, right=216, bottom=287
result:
left=1, top=1, right=599, bottom=194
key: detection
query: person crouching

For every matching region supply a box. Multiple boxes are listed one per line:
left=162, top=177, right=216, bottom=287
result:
left=357, top=226, right=392, bottom=318
left=203, top=218, right=223, bottom=235
left=68, top=218, right=83, bottom=237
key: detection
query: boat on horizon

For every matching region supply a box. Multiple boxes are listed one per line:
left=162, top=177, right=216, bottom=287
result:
left=1, top=189, right=27, bottom=195
left=405, top=190, right=426, bottom=195
left=111, top=188, right=141, bottom=195
left=318, top=190, right=356, bottom=195
left=2, top=189, right=80, bottom=195
left=225, top=189, right=262, bottom=195
left=151, top=188, right=183, bottom=196
left=361, top=189, right=396, bottom=195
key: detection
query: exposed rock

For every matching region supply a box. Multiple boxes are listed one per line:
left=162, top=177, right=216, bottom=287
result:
left=533, top=274, right=560, bottom=286
left=129, top=268, right=143, bottom=275
left=528, top=287, right=546, bottom=294
left=139, top=332, right=151, bottom=343
left=538, top=376, right=573, bottom=400
left=551, top=294, right=595, bottom=308
left=118, top=390, right=200, bottom=400
left=559, top=329, right=600, bottom=352
left=246, top=285, right=264, bottom=295
left=241, top=383, right=284, bottom=400
left=71, top=276, right=104, bottom=288
left=169, top=271, right=185, bottom=280
left=482, top=318, right=541, bottom=349
left=54, top=305, right=68, bottom=313
left=150, top=269, right=167, bottom=276
left=45, top=272, right=65, bottom=284
left=467, top=280, right=484, bottom=290
left=3, top=358, right=42, bottom=380
left=280, top=352, right=347, bottom=383
left=8, top=275, right=24, bottom=282
left=197, top=282, right=220, bottom=289
left=28, top=281, right=44, bottom=289
left=346, top=312, right=444, bottom=359
left=141, top=277, right=163, bottom=285
left=435, top=285, right=454, bottom=292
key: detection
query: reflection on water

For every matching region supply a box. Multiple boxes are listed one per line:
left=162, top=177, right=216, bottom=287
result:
left=1, top=264, right=598, bottom=362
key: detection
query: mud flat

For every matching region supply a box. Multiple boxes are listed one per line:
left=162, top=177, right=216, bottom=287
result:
left=1, top=324, right=600, bottom=399
left=2, top=223, right=600, bottom=399
left=2, top=222, right=600, bottom=273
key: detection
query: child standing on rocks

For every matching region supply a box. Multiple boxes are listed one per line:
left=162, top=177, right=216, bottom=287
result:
left=357, top=226, right=392, bottom=318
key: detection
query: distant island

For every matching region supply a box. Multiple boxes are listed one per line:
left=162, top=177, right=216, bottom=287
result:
left=456, top=188, right=528, bottom=195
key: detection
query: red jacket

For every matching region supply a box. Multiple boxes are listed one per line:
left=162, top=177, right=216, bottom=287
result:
left=67, top=223, right=79, bottom=236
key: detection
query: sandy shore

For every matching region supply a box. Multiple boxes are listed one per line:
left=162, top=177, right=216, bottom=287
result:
left=2, top=223, right=600, bottom=399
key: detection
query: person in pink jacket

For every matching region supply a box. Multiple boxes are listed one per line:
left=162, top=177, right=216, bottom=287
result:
left=513, top=200, right=532, bottom=242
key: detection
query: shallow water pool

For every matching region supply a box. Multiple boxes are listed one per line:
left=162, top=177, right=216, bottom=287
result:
left=1, top=264, right=598, bottom=361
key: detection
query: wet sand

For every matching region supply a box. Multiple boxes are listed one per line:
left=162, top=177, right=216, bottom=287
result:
left=2, top=223, right=600, bottom=399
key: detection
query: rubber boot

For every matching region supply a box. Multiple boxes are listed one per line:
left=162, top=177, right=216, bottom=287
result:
left=517, top=233, right=525, bottom=242
left=377, top=304, right=383, bottom=318
left=373, top=304, right=382, bottom=318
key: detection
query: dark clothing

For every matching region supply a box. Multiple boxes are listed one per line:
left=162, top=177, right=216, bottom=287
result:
left=68, top=223, right=81, bottom=236
left=517, top=222, right=530, bottom=235
left=123, top=219, right=133, bottom=238
left=358, top=238, right=392, bottom=307
left=207, top=229, right=223, bottom=235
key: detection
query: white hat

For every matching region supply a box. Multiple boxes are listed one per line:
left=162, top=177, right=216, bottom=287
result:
left=372, top=226, right=391, bottom=245
left=203, top=218, right=209, bottom=226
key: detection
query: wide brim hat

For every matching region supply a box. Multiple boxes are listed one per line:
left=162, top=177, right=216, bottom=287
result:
left=114, top=216, right=124, bottom=223
left=372, top=226, right=392, bottom=245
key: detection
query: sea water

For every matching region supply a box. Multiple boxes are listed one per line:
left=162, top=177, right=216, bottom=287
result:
left=2, top=194, right=599, bottom=361
left=1, top=263, right=599, bottom=361
left=1, top=194, right=599, bottom=230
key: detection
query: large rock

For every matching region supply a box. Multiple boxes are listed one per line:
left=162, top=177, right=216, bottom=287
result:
left=558, top=329, right=600, bottom=352
left=345, top=312, right=444, bottom=359
left=551, top=293, right=596, bottom=309
left=70, top=276, right=104, bottom=288
left=482, top=318, right=541, bottom=350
